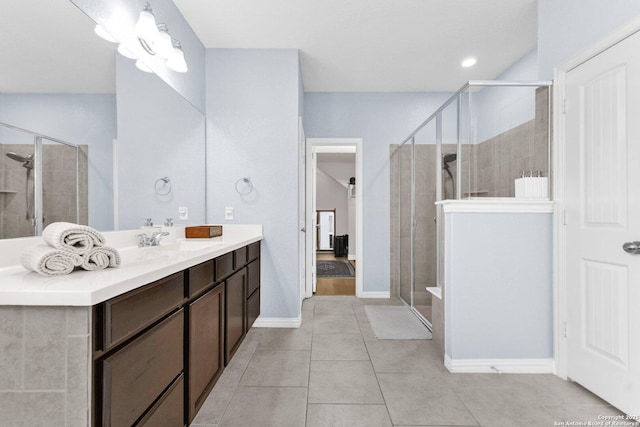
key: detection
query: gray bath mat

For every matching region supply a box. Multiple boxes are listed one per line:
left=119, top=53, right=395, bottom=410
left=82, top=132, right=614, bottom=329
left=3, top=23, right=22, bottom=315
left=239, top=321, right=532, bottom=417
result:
left=364, top=305, right=432, bottom=340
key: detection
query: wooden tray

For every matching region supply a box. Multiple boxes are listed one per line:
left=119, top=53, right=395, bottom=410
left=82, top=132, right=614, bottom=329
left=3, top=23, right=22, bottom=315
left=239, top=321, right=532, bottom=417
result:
left=185, top=225, right=223, bottom=239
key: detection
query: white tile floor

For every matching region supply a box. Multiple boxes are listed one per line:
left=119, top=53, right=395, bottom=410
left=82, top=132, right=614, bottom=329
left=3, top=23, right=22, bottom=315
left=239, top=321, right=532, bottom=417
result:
left=191, top=296, right=633, bottom=427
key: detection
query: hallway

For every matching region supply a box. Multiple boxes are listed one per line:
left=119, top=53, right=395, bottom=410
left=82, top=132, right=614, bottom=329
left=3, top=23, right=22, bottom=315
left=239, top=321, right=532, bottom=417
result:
left=190, top=296, right=627, bottom=427
left=314, top=253, right=355, bottom=296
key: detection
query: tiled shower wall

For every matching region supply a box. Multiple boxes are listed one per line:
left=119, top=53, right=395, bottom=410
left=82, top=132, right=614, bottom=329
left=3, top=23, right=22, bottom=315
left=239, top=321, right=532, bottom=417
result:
left=0, top=143, right=88, bottom=238
left=0, top=306, right=91, bottom=426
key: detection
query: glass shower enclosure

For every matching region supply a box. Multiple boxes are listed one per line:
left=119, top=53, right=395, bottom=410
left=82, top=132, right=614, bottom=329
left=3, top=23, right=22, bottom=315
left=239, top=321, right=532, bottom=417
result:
left=0, top=122, right=84, bottom=238
left=391, top=80, right=552, bottom=327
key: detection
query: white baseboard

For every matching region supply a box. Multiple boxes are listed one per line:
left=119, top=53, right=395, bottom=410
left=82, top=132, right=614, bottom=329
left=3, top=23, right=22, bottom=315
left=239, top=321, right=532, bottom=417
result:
left=348, top=253, right=356, bottom=260
left=252, top=315, right=301, bottom=328
left=444, top=355, right=555, bottom=374
left=360, top=291, right=390, bottom=299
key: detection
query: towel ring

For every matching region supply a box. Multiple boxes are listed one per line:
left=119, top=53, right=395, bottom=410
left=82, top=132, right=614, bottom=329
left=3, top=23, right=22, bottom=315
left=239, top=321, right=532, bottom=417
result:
left=235, top=176, right=254, bottom=196
left=155, top=177, right=172, bottom=196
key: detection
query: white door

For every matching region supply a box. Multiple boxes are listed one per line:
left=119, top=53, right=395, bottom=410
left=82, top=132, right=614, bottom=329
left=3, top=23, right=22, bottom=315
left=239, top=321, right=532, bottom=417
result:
left=305, top=144, right=318, bottom=297
left=565, top=31, right=640, bottom=415
left=298, top=118, right=306, bottom=305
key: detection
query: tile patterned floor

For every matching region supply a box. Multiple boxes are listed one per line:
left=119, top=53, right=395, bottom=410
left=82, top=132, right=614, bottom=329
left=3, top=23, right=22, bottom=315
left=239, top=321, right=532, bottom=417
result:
left=191, top=296, right=632, bottom=427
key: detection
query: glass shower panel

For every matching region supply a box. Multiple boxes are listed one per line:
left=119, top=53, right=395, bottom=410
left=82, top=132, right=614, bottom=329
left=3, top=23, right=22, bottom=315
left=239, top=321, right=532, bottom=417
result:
left=0, top=127, right=35, bottom=238
left=441, top=100, right=459, bottom=200
left=41, top=140, right=82, bottom=229
left=412, top=121, right=437, bottom=324
left=398, top=141, right=413, bottom=306
left=460, top=84, right=550, bottom=198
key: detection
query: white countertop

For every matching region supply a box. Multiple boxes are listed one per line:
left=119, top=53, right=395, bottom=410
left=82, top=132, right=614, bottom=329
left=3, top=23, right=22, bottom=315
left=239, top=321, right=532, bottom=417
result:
left=0, top=224, right=263, bottom=306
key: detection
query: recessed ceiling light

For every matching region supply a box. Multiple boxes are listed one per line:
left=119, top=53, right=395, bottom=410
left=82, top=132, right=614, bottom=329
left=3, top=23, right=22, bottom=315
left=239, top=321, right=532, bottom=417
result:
left=461, top=56, right=478, bottom=68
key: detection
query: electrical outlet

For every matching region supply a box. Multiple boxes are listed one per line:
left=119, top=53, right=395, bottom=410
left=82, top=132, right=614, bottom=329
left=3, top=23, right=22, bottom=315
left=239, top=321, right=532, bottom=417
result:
left=179, top=206, right=188, bottom=220
left=225, top=206, right=234, bottom=220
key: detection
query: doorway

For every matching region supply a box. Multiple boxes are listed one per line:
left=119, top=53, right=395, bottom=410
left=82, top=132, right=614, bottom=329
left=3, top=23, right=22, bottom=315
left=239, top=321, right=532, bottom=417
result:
left=305, top=138, right=363, bottom=299
left=557, top=24, right=640, bottom=415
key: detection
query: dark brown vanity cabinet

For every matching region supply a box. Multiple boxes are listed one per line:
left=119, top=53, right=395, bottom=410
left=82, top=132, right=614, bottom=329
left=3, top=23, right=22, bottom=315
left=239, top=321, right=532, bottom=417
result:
left=93, top=241, right=261, bottom=426
left=246, top=242, right=261, bottom=332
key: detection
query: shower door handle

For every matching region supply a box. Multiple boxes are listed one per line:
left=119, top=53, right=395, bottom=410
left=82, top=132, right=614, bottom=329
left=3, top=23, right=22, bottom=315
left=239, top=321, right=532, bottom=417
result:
left=623, top=241, right=640, bottom=254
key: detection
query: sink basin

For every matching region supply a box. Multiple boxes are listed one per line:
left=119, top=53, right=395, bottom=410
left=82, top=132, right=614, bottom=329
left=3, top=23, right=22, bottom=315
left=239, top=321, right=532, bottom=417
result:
left=119, top=239, right=225, bottom=264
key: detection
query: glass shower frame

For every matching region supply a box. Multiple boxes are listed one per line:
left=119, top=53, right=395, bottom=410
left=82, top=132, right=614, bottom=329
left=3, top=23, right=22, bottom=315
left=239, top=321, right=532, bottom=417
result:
left=0, top=121, right=81, bottom=236
left=395, top=80, right=553, bottom=327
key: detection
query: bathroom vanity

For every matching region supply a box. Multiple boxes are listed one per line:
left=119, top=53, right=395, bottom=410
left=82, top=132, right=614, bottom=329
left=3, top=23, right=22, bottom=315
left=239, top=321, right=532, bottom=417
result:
left=0, top=225, right=262, bottom=426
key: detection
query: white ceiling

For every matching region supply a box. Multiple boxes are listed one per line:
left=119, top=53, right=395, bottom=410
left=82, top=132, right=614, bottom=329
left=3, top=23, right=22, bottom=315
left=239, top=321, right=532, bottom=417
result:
left=1, top=0, right=537, bottom=94
left=174, top=0, right=538, bottom=92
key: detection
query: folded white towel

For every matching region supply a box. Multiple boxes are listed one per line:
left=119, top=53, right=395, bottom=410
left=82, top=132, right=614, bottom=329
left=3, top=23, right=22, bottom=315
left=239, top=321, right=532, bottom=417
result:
left=21, top=245, right=83, bottom=276
left=80, top=246, right=121, bottom=271
left=42, top=222, right=106, bottom=255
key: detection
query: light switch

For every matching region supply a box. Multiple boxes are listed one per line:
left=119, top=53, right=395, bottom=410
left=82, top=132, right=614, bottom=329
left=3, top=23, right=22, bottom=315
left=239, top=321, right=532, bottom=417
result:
left=179, top=206, right=188, bottom=220
left=225, top=206, right=234, bottom=220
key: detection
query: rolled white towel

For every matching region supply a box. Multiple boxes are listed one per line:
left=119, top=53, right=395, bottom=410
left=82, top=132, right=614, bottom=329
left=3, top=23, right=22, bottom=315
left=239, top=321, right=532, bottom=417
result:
left=21, top=245, right=83, bottom=276
left=80, top=246, right=121, bottom=271
left=42, top=222, right=106, bottom=255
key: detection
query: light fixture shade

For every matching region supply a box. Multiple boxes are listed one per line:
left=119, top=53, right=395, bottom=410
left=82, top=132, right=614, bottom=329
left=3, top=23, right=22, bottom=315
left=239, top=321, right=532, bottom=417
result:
left=155, top=24, right=174, bottom=59
left=94, top=24, right=117, bottom=43
left=135, top=4, right=159, bottom=43
left=135, top=59, right=153, bottom=73
left=166, top=42, right=188, bottom=73
left=117, top=44, right=137, bottom=59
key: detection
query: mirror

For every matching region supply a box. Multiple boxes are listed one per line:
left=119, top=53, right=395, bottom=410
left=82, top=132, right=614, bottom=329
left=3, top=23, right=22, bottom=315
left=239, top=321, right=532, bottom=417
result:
left=0, top=0, right=205, bottom=238
left=316, top=210, right=336, bottom=251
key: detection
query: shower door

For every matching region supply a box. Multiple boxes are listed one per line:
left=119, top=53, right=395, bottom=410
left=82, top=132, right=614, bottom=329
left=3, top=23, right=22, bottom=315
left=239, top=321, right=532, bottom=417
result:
left=398, top=142, right=413, bottom=306
left=0, top=123, right=82, bottom=238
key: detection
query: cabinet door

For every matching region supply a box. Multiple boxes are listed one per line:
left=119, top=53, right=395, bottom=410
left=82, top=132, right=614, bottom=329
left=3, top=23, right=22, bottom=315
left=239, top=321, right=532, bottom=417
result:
left=225, top=268, right=246, bottom=364
left=188, top=284, right=224, bottom=423
left=247, top=288, right=260, bottom=331
left=247, top=259, right=260, bottom=297
left=101, top=310, right=183, bottom=427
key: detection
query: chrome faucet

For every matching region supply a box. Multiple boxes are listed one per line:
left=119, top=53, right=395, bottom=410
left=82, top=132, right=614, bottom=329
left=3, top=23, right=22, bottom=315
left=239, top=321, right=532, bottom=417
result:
left=136, top=232, right=170, bottom=247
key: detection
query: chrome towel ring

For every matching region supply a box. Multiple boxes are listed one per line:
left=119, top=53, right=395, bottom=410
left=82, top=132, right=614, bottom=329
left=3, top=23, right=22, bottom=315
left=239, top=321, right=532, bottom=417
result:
left=155, top=177, right=172, bottom=196
left=235, top=176, right=254, bottom=196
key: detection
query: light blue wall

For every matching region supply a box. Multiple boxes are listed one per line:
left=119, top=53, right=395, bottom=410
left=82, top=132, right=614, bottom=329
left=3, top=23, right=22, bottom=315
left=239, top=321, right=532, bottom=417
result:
left=444, top=212, right=553, bottom=359
left=206, top=49, right=302, bottom=319
left=538, top=0, right=640, bottom=79
left=116, top=55, right=205, bottom=230
left=72, top=0, right=206, bottom=113
left=0, top=93, right=116, bottom=231
left=304, top=92, right=451, bottom=292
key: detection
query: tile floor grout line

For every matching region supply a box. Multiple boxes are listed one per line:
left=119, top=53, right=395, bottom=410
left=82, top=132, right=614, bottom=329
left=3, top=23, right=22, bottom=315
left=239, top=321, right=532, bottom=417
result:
left=214, top=340, right=259, bottom=426
left=304, top=299, right=315, bottom=427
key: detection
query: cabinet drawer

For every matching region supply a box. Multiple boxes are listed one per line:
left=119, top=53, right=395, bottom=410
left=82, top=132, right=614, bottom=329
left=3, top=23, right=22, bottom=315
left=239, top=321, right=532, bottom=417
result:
left=234, top=247, right=247, bottom=269
left=215, top=252, right=233, bottom=282
left=102, top=310, right=184, bottom=427
left=189, top=260, right=214, bottom=296
left=104, top=272, right=184, bottom=348
left=247, top=259, right=260, bottom=297
left=248, top=241, right=260, bottom=262
left=138, top=374, right=184, bottom=427
left=247, top=288, right=260, bottom=331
